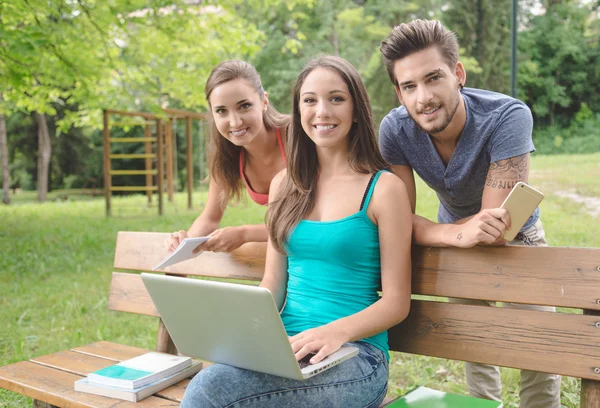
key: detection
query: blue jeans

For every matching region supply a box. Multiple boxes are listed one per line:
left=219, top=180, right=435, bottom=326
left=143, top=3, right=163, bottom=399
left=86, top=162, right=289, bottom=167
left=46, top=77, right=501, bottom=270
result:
left=181, top=341, right=388, bottom=408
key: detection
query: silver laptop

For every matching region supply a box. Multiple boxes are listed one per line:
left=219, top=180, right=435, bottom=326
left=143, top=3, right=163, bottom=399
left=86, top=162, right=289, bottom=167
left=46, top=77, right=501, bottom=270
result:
left=141, top=273, right=359, bottom=380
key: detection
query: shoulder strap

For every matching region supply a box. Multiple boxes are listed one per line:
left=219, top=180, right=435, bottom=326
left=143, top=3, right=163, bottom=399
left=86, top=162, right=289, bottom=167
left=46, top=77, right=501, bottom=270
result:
left=359, top=171, right=385, bottom=211
left=275, top=128, right=286, bottom=165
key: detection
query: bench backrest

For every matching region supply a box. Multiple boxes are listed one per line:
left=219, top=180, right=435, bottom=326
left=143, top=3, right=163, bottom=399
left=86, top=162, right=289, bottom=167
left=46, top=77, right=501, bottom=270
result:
left=109, top=231, right=600, bottom=384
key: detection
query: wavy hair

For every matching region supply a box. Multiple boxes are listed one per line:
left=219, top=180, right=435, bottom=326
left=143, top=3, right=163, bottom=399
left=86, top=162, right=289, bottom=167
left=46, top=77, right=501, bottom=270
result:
left=268, top=56, right=390, bottom=253
left=205, top=60, right=290, bottom=205
left=380, top=19, right=459, bottom=87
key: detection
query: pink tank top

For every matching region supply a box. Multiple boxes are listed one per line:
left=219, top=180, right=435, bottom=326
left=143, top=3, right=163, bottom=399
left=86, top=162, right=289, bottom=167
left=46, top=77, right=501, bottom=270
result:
left=239, top=128, right=286, bottom=206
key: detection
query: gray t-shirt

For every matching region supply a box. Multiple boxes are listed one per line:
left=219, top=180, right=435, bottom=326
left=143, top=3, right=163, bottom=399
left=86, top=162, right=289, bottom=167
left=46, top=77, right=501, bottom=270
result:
left=379, top=87, right=539, bottom=229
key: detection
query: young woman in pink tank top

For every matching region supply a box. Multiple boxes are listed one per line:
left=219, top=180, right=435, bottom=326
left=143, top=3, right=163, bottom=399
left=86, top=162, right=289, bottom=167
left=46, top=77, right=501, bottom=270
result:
left=167, top=61, right=290, bottom=254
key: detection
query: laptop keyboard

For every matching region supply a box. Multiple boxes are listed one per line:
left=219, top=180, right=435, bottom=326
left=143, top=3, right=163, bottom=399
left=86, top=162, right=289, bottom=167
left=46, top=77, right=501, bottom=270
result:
left=298, top=353, right=317, bottom=369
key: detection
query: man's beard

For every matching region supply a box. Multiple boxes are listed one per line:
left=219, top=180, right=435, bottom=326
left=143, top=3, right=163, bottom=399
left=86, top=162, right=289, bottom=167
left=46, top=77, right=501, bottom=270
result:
left=408, top=95, right=460, bottom=135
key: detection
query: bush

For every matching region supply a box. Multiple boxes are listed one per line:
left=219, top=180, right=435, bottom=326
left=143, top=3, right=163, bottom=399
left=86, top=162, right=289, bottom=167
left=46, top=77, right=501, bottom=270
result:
left=533, top=108, right=600, bottom=155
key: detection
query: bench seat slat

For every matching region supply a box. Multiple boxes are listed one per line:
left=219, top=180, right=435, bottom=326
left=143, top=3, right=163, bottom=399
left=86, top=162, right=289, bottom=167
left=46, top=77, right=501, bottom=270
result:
left=32, top=346, right=190, bottom=402
left=114, top=232, right=264, bottom=280
left=412, top=246, right=600, bottom=310
left=31, top=351, right=115, bottom=377
left=390, top=299, right=600, bottom=380
left=71, top=341, right=149, bottom=362
left=0, top=361, right=180, bottom=407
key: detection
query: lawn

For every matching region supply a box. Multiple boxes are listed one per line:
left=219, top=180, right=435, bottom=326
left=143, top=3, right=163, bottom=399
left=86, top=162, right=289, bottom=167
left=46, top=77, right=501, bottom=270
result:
left=1, top=153, right=598, bottom=407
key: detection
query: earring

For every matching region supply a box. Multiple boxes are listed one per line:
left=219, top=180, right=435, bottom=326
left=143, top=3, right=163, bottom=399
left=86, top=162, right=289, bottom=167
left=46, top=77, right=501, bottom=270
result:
left=353, top=118, right=359, bottom=123
left=264, top=106, right=268, bottom=112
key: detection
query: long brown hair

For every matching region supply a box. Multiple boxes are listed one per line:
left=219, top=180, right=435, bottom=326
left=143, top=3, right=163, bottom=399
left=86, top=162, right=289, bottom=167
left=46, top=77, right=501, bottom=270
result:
left=268, top=56, right=390, bottom=254
left=205, top=60, right=290, bottom=205
left=380, top=19, right=459, bottom=87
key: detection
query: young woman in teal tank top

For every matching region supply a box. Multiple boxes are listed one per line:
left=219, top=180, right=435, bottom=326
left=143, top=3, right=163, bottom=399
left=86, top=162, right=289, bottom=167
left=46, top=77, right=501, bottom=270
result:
left=181, top=56, right=413, bottom=408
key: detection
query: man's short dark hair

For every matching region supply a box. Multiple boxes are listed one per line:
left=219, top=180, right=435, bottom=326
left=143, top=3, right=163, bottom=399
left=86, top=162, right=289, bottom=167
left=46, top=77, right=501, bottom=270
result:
left=380, top=19, right=459, bottom=86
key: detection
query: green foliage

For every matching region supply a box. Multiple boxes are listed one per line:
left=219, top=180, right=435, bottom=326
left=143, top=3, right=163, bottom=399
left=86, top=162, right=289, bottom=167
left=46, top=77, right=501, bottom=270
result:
left=533, top=108, right=600, bottom=155
left=518, top=1, right=600, bottom=126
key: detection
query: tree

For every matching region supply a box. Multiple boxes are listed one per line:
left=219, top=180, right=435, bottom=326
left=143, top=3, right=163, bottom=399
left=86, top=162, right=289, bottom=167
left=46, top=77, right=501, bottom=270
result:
left=518, top=1, right=599, bottom=125
left=0, top=0, right=309, bottom=201
left=0, top=110, right=8, bottom=205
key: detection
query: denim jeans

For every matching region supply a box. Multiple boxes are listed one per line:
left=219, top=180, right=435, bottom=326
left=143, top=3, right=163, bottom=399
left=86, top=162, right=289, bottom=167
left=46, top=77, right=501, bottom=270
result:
left=180, top=341, right=388, bottom=408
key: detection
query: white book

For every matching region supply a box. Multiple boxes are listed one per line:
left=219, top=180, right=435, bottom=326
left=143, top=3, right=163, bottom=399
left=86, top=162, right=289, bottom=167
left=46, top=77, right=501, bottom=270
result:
left=152, top=237, right=210, bottom=271
left=75, top=361, right=202, bottom=402
left=86, top=351, right=192, bottom=389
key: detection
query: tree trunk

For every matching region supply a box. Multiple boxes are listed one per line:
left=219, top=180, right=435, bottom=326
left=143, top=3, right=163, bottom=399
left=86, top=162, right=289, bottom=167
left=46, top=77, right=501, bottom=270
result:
left=0, top=113, right=9, bottom=205
left=35, top=112, right=51, bottom=202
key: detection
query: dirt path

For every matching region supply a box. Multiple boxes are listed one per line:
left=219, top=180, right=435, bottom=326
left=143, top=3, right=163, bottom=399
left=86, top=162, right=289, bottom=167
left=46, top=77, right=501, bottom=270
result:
left=554, top=190, right=600, bottom=218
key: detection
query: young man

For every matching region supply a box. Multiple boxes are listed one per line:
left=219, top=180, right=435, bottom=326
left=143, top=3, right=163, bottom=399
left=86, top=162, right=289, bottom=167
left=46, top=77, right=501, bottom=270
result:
left=378, top=19, right=560, bottom=408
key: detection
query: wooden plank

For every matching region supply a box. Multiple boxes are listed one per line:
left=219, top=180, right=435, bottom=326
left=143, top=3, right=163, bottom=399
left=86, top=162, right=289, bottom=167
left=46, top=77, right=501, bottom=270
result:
left=110, top=186, right=158, bottom=192
left=109, top=154, right=155, bottom=159
left=103, top=110, right=111, bottom=217
left=113, top=231, right=265, bottom=280
left=165, top=120, right=174, bottom=203
left=110, top=170, right=157, bottom=176
left=71, top=341, right=149, bottom=362
left=157, top=319, right=178, bottom=355
left=144, top=125, right=153, bottom=204
left=31, top=347, right=189, bottom=403
left=156, top=119, right=163, bottom=216
left=108, top=273, right=160, bottom=316
left=31, top=351, right=114, bottom=377
left=109, top=138, right=157, bottom=143
left=389, top=299, right=600, bottom=380
left=106, top=109, right=159, bottom=120
left=412, top=245, right=600, bottom=310
left=186, top=116, right=193, bottom=210
left=0, top=361, right=179, bottom=408
left=582, top=309, right=600, bottom=408
left=162, top=108, right=207, bottom=120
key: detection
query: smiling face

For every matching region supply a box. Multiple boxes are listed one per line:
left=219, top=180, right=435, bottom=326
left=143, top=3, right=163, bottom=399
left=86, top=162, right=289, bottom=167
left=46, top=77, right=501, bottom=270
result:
left=209, top=78, right=268, bottom=147
left=299, top=67, right=354, bottom=150
left=393, top=46, right=465, bottom=136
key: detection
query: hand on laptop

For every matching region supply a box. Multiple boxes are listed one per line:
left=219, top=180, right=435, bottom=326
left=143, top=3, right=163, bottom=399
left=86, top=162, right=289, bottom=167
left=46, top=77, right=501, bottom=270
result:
left=290, top=324, right=348, bottom=365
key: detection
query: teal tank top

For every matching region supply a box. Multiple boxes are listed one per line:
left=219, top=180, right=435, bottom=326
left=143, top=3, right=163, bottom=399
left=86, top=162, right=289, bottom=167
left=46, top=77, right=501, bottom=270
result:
left=280, top=170, right=389, bottom=359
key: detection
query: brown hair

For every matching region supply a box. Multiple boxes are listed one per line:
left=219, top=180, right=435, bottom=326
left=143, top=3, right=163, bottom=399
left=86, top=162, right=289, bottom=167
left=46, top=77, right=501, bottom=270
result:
left=267, top=55, right=390, bottom=254
left=205, top=60, right=290, bottom=205
left=380, top=19, right=459, bottom=86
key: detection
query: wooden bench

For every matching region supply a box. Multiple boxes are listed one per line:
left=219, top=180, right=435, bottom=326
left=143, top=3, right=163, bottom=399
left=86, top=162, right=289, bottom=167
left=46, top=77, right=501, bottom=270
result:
left=1, top=231, right=600, bottom=407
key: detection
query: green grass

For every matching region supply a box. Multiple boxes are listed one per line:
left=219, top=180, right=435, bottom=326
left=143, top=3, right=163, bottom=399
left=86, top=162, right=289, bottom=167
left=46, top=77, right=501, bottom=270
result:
left=1, top=153, right=599, bottom=407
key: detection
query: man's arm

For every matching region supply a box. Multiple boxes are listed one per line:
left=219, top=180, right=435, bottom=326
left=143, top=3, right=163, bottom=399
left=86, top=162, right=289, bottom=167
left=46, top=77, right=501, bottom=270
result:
left=481, top=153, right=529, bottom=209
left=390, top=159, right=517, bottom=248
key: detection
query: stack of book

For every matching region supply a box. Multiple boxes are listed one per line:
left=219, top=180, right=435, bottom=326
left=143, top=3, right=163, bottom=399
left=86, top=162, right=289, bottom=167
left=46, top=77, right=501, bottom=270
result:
left=74, top=351, right=203, bottom=402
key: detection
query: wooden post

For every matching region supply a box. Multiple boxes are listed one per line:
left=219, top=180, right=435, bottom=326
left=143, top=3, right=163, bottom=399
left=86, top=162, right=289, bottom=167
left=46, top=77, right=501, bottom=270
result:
left=165, top=119, right=174, bottom=202
left=582, top=309, right=600, bottom=407
left=144, top=124, right=152, bottom=205
left=186, top=116, right=193, bottom=209
left=156, top=119, right=164, bottom=216
left=156, top=319, right=178, bottom=355
left=102, top=110, right=111, bottom=216
left=156, top=272, right=181, bottom=355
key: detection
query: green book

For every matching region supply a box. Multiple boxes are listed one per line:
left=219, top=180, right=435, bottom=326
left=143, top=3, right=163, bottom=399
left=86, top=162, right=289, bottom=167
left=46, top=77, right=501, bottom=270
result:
left=383, top=386, right=503, bottom=408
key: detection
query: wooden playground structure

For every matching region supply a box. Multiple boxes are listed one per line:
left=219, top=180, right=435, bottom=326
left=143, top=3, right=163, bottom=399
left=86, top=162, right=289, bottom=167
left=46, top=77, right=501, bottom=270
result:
left=102, top=108, right=208, bottom=216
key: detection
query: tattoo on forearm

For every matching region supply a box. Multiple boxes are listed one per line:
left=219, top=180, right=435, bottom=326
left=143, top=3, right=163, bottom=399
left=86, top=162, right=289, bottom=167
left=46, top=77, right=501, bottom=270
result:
left=485, top=154, right=529, bottom=189
left=457, top=232, right=463, bottom=241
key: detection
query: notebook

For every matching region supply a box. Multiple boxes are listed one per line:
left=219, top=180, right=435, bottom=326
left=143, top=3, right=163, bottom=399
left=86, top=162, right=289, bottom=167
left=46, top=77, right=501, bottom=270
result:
left=152, top=237, right=210, bottom=271
left=141, top=273, right=359, bottom=380
left=382, top=386, right=503, bottom=408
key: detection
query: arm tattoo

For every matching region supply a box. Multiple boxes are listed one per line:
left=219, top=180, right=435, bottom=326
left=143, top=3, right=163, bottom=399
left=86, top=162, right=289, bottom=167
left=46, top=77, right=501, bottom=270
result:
left=485, top=153, right=529, bottom=190
left=457, top=232, right=463, bottom=241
